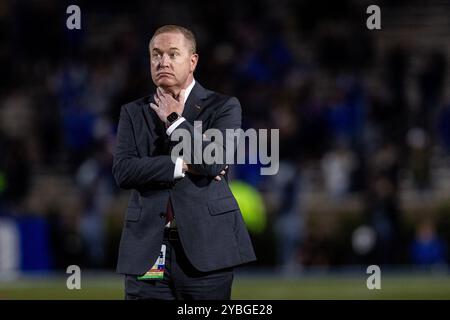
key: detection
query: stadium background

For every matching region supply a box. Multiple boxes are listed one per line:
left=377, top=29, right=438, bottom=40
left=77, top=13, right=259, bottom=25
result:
left=1, top=0, right=450, bottom=299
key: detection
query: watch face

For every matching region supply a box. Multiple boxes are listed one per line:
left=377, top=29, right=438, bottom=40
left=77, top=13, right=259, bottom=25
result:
left=167, top=112, right=179, bottom=123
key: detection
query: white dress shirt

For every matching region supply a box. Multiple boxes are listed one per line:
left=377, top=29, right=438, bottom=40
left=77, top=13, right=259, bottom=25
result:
left=166, top=79, right=196, bottom=179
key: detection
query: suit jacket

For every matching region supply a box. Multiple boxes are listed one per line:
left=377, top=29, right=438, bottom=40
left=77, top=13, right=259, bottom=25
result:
left=112, top=82, right=257, bottom=275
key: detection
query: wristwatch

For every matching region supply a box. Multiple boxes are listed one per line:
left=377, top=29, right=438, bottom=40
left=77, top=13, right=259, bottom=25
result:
left=166, top=112, right=181, bottom=126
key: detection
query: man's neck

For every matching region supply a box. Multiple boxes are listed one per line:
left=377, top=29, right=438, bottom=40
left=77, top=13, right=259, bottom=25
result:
left=162, top=87, right=180, bottom=98
left=163, top=78, right=194, bottom=99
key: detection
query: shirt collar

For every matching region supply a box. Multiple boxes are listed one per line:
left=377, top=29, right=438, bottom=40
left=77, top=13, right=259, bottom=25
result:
left=183, top=79, right=196, bottom=104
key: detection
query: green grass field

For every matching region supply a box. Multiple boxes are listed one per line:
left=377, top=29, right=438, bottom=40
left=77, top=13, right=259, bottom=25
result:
left=1, top=273, right=450, bottom=299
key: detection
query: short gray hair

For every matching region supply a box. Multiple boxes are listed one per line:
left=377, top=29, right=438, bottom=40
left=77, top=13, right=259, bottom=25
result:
left=150, top=25, right=197, bottom=54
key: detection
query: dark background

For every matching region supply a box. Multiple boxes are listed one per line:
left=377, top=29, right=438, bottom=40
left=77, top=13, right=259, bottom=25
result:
left=0, top=0, right=449, bottom=277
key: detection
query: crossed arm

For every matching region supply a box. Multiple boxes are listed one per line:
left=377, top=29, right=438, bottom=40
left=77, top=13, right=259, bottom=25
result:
left=112, top=98, right=241, bottom=190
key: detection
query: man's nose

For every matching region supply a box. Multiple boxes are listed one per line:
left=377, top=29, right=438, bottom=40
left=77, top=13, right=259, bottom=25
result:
left=159, top=54, right=170, bottom=68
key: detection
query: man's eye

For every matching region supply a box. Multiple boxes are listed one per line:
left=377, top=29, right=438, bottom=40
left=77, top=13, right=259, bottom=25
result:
left=170, top=52, right=179, bottom=58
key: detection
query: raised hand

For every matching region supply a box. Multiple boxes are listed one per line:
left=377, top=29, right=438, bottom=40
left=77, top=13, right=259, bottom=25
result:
left=150, top=87, right=186, bottom=124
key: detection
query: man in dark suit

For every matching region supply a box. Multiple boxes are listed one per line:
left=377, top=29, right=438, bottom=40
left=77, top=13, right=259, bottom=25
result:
left=112, top=25, right=256, bottom=300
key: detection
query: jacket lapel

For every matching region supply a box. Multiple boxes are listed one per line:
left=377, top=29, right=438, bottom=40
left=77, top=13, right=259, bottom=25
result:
left=182, top=82, right=208, bottom=124
left=144, top=95, right=170, bottom=153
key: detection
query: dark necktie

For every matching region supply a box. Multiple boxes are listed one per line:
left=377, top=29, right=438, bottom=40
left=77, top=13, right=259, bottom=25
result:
left=166, top=198, right=174, bottom=224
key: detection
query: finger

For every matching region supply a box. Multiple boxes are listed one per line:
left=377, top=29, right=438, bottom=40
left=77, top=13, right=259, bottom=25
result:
left=163, top=89, right=178, bottom=103
left=160, top=87, right=170, bottom=98
left=165, top=93, right=176, bottom=103
left=225, top=165, right=229, bottom=170
left=219, top=170, right=226, bottom=175
left=214, top=176, right=221, bottom=181
left=156, top=87, right=162, bottom=99
left=156, top=88, right=167, bottom=103
left=149, top=103, right=159, bottom=112
left=149, top=103, right=161, bottom=117
left=154, top=94, right=160, bottom=105
left=178, top=89, right=186, bottom=102
left=159, top=86, right=169, bottom=95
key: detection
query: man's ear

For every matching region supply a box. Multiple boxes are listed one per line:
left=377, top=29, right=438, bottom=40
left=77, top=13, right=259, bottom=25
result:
left=190, top=53, right=199, bottom=73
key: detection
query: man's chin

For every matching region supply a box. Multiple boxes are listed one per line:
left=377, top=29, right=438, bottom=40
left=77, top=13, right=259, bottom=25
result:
left=156, top=79, right=176, bottom=88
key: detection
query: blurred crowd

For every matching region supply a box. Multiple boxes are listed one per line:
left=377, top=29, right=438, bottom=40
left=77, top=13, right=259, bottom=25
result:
left=0, top=0, right=449, bottom=273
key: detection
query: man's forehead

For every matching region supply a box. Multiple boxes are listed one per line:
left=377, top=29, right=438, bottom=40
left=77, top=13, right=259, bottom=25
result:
left=150, top=32, right=186, bottom=49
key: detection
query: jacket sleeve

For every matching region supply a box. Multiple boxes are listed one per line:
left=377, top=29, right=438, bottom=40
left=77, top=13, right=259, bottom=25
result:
left=112, top=105, right=175, bottom=189
left=170, top=96, right=242, bottom=178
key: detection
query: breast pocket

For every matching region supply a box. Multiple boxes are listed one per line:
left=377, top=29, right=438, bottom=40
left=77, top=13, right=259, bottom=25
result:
left=125, top=207, right=142, bottom=222
left=208, top=196, right=240, bottom=215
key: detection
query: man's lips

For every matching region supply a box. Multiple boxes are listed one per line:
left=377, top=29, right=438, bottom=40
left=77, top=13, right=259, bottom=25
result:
left=157, top=73, right=174, bottom=78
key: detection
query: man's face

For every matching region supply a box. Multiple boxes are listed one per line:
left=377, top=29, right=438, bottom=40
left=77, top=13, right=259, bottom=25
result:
left=149, top=32, right=198, bottom=93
